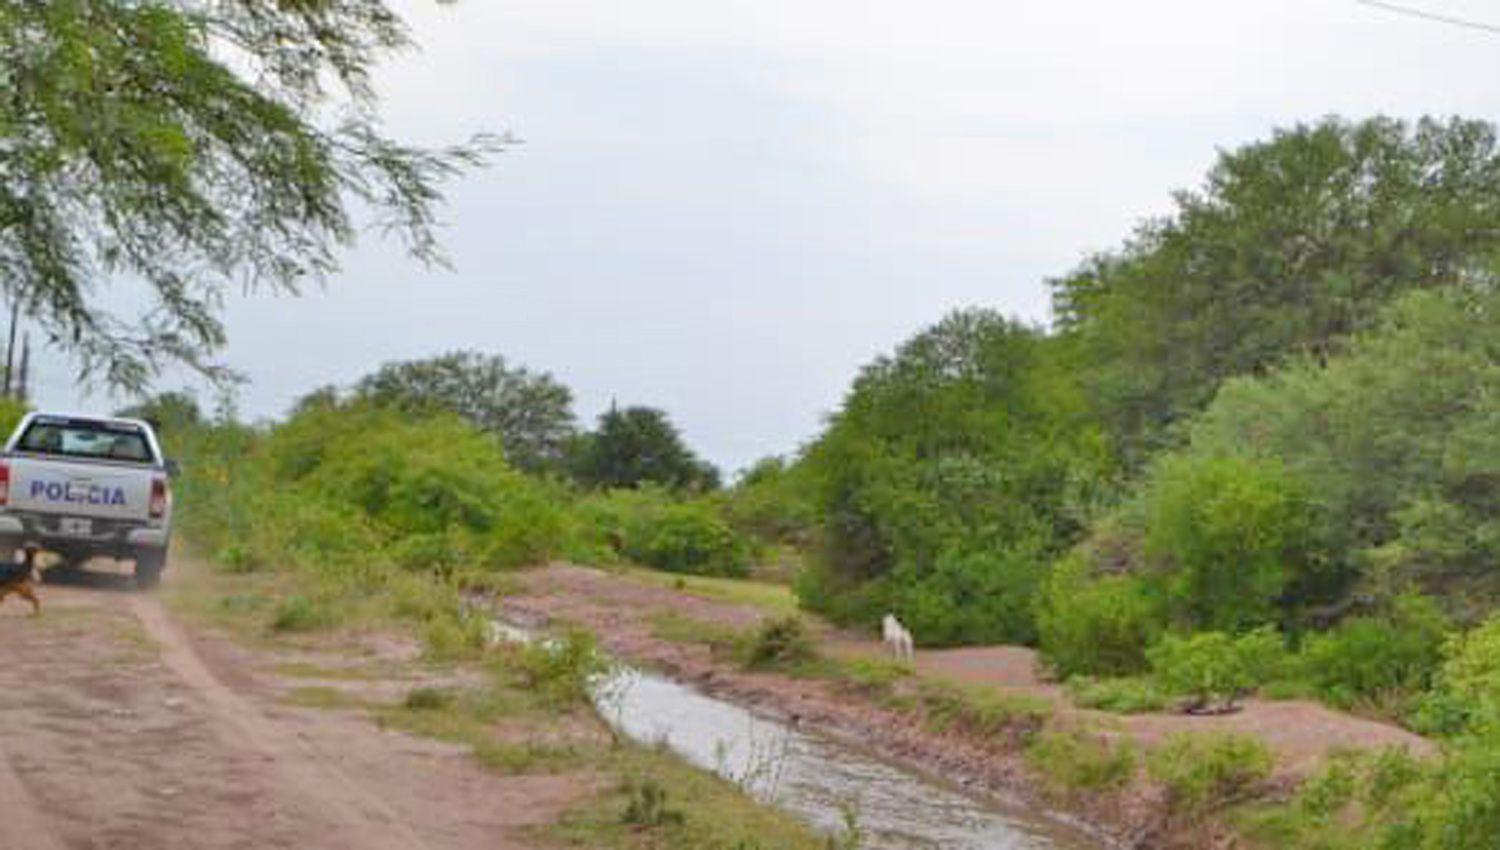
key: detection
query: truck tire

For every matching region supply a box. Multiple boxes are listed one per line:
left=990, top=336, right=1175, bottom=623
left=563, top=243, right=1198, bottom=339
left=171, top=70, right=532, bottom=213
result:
left=135, top=549, right=167, bottom=590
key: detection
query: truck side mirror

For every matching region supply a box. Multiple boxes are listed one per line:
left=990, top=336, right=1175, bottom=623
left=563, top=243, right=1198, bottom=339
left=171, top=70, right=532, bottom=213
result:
left=164, top=459, right=182, bottom=478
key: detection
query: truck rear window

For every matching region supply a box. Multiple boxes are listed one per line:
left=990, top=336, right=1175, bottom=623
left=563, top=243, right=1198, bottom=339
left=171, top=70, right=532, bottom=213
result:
left=16, top=419, right=153, bottom=462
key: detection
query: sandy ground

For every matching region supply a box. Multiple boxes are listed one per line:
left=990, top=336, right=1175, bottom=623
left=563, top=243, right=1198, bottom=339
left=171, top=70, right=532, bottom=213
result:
left=504, top=564, right=1436, bottom=846
left=0, top=563, right=587, bottom=850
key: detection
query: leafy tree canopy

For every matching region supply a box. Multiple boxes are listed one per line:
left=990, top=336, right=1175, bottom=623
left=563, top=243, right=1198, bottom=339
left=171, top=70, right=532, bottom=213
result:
left=1090, top=288, right=1500, bottom=626
left=1053, top=116, right=1500, bottom=464
left=571, top=405, right=719, bottom=492
left=797, top=309, right=1111, bottom=644
left=0, top=0, right=498, bottom=389
left=353, top=351, right=576, bottom=472
left=116, top=389, right=203, bottom=434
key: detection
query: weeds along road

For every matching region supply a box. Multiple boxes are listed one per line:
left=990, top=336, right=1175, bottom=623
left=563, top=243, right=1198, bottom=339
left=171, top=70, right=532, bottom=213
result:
left=0, top=564, right=579, bottom=850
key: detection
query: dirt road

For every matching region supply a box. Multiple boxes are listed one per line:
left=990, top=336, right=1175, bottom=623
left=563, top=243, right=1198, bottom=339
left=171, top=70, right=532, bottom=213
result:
left=0, top=566, right=583, bottom=850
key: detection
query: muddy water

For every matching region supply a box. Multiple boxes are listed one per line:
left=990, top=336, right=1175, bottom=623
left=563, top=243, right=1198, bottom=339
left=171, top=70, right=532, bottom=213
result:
left=492, top=620, right=1105, bottom=850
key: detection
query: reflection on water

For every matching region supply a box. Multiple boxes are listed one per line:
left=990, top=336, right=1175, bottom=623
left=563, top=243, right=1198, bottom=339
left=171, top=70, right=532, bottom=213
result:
left=597, top=668, right=1101, bottom=850
left=493, top=618, right=1104, bottom=850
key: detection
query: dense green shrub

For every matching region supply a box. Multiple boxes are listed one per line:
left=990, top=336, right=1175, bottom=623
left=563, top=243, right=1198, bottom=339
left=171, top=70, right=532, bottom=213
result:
left=722, top=456, right=817, bottom=549
left=512, top=629, right=606, bottom=707
left=1414, top=614, right=1500, bottom=736
left=624, top=502, right=750, bottom=577
left=889, top=546, right=1050, bottom=646
left=576, top=488, right=751, bottom=577
left=1147, top=627, right=1288, bottom=711
left=1298, top=594, right=1448, bottom=711
left=1143, top=455, right=1312, bottom=631
left=1147, top=733, right=1273, bottom=815
left=1037, top=555, right=1164, bottom=677
left=1158, top=290, right=1500, bottom=621
left=1025, top=730, right=1137, bottom=792
left=1053, top=117, right=1500, bottom=466
left=264, top=404, right=569, bottom=569
left=797, top=309, right=1112, bottom=641
left=742, top=617, right=815, bottom=670
left=916, top=679, right=1052, bottom=744
left=1065, top=676, right=1169, bottom=713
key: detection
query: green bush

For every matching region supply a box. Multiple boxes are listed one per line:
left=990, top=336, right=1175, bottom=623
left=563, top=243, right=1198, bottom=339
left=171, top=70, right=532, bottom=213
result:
left=271, top=595, right=342, bottom=632
left=1066, top=676, right=1169, bottom=713
left=742, top=616, right=816, bottom=670
left=1298, top=594, right=1448, bottom=711
left=1417, top=614, right=1500, bottom=735
left=916, top=679, right=1052, bottom=744
left=625, top=501, right=750, bottom=577
left=511, top=629, right=606, bottom=708
left=888, top=546, right=1049, bottom=646
left=579, top=488, right=751, bottom=577
left=422, top=612, right=490, bottom=661
left=1147, top=627, right=1288, bottom=711
left=797, top=310, right=1113, bottom=641
left=1147, top=733, right=1274, bottom=815
left=1037, top=554, right=1164, bottom=677
left=1026, top=730, right=1137, bottom=792
left=723, top=456, right=817, bottom=548
left=1143, top=455, right=1312, bottom=631
left=404, top=687, right=456, bottom=711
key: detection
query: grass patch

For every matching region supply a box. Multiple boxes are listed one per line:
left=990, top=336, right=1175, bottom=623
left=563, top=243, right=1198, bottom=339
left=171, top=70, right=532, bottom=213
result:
left=916, top=678, right=1052, bottom=745
left=619, top=565, right=801, bottom=617
left=743, top=616, right=816, bottom=670
left=282, top=685, right=371, bottom=710
left=650, top=611, right=749, bottom=658
left=379, top=681, right=590, bottom=776
left=826, top=656, right=911, bottom=698
left=1067, top=675, right=1170, bottom=713
left=547, top=746, right=830, bottom=850
left=1026, top=729, right=1137, bottom=794
left=271, top=594, right=344, bottom=633
left=1148, top=732, right=1275, bottom=816
left=274, top=661, right=385, bottom=681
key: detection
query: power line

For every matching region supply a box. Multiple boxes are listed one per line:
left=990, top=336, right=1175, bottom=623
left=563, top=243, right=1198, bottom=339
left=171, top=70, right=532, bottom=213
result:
left=1356, top=0, right=1500, bottom=35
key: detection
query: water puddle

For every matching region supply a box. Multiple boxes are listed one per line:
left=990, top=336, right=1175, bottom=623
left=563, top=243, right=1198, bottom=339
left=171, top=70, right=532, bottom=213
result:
left=492, top=619, right=1106, bottom=850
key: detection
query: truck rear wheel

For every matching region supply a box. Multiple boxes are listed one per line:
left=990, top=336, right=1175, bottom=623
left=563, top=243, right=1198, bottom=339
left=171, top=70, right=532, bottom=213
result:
left=135, top=549, right=167, bottom=590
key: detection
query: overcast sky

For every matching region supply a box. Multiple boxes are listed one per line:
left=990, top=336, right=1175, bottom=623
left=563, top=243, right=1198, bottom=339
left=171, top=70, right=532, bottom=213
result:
left=30, top=0, right=1500, bottom=472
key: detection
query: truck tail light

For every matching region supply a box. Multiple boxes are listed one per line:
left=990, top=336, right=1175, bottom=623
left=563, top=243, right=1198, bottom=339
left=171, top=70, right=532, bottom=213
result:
left=0, top=462, right=10, bottom=506
left=149, top=478, right=168, bottom=519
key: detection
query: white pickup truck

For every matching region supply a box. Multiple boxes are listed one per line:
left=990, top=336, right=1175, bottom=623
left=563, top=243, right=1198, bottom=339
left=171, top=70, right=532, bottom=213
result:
left=0, top=412, right=174, bottom=588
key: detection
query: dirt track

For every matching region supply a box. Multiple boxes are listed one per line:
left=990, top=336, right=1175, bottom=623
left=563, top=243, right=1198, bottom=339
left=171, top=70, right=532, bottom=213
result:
left=0, top=565, right=582, bottom=850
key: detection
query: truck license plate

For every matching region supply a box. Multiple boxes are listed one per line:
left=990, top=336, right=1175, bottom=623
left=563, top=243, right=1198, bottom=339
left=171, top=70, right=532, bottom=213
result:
left=59, top=518, right=93, bottom=536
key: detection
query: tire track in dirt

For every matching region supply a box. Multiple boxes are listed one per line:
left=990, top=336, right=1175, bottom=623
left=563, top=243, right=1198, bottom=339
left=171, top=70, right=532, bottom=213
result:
left=0, top=739, right=69, bottom=850
left=128, top=595, right=432, bottom=850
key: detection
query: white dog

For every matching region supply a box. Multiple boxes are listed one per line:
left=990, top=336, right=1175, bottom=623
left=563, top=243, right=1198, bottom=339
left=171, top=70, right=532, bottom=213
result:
left=882, top=613, right=915, bottom=663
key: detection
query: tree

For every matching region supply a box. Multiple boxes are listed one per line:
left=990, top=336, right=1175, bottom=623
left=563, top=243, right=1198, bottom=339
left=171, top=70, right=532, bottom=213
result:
left=1053, top=117, right=1500, bottom=466
left=796, top=309, right=1111, bottom=642
left=1078, top=288, right=1500, bottom=628
left=571, top=406, right=719, bottom=492
left=116, top=389, right=202, bottom=434
left=353, top=351, right=576, bottom=472
left=0, top=1, right=499, bottom=389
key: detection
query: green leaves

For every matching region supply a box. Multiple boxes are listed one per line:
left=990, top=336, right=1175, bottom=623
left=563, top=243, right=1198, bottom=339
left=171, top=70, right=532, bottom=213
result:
left=570, top=406, right=719, bottom=493
left=0, top=0, right=501, bottom=388
left=799, top=309, right=1110, bottom=641
left=1143, top=455, right=1311, bottom=632
left=354, top=351, right=578, bottom=473
left=1054, top=117, right=1500, bottom=465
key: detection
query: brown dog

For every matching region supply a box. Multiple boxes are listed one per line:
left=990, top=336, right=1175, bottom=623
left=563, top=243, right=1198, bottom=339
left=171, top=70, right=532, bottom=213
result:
left=0, top=546, right=41, bottom=616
